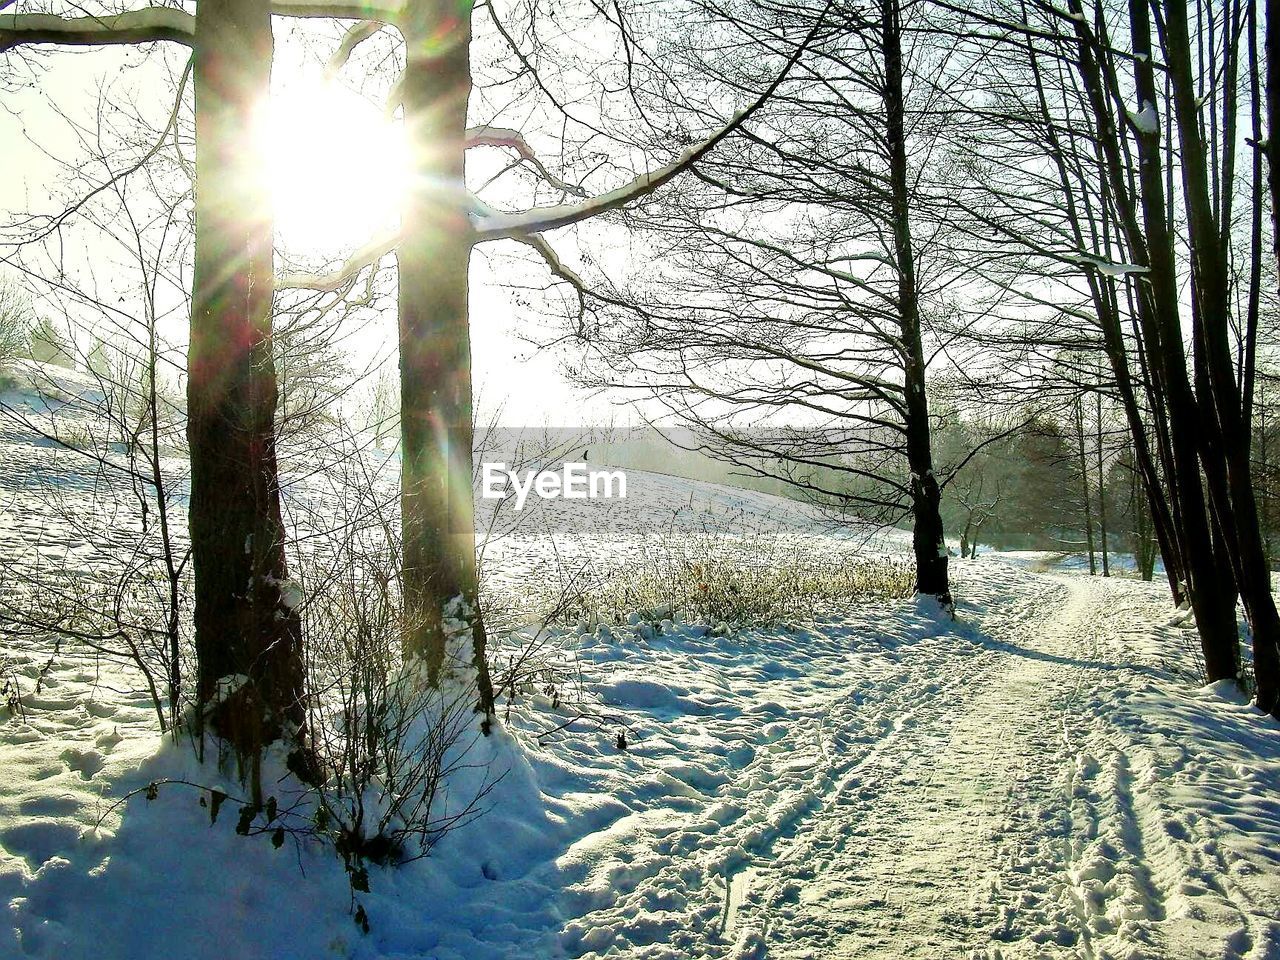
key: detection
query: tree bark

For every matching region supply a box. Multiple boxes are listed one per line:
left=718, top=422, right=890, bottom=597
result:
left=398, top=0, right=496, bottom=726
left=1162, top=0, right=1280, bottom=711
left=883, top=0, right=949, bottom=603
left=1023, top=26, right=1182, bottom=600
left=1075, top=394, right=1097, bottom=575
left=1095, top=392, right=1110, bottom=577
left=188, top=0, right=306, bottom=783
left=1265, top=0, right=1280, bottom=276
left=1062, top=0, right=1239, bottom=679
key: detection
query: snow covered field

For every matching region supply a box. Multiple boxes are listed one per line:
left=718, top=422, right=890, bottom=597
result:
left=0, top=367, right=1278, bottom=960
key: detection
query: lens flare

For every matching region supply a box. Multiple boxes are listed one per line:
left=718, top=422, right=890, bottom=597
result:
left=261, top=80, right=408, bottom=257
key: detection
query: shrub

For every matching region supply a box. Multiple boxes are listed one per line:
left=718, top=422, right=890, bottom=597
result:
left=292, top=442, right=498, bottom=871
left=485, top=527, right=915, bottom=635
left=0, top=279, right=34, bottom=367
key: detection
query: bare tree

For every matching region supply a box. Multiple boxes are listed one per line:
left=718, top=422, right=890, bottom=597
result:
left=280, top=0, right=828, bottom=726
left=0, top=275, right=36, bottom=366
left=530, top=0, right=968, bottom=603
left=926, top=0, right=1280, bottom=710
left=3, top=0, right=311, bottom=784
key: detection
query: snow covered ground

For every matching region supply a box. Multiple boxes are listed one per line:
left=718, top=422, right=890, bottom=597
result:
left=1, top=365, right=1278, bottom=959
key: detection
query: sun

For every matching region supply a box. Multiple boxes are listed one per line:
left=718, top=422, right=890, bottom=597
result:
left=261, top=80, right=408, bottom=258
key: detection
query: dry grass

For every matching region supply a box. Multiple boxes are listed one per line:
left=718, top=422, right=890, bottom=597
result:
left=487, top=536, right=915, bottom=633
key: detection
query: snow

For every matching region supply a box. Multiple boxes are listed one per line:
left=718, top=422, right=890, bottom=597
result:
left=0, top=8, right=195, bottom=47
left=1, top=363, right=1279, bottom=958
left=1130, top=101, right=1161, bottom=136
left=1074, top=254, right=1151, bottom=278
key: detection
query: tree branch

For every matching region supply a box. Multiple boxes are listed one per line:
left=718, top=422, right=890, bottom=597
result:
left=507, top=233, right=588, bottom=322
left=0, top=8, right=194, bottom=50
left=270, top=0, right=402, bottom=23
left=276, top=232, right=397, bottom=291
left=464, top=126, right=587, bottom=196
left=471, top=0, right=834, bottom=241
left=325, top=18, right=384, bottom=76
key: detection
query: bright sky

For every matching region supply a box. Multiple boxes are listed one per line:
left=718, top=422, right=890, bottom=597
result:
left=1, top=33, right=629, bottom=428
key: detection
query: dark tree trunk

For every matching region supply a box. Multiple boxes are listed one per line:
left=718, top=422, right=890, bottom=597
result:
left=1265, top=0, right=1280, bottom=276
left=1074, top=395, right=1097, bottom=576
left=1095, top=392, right=1110, bottom=577
left=1244, top=0, right=1263, bottom=424
left=882, top=0, right=949, bottom=603
left=188, top=0, right=305, bottom=786
left=1025, top=28, right=1183, bottom=600
left=398, top=0, right=496, bottom=726
left=1129, top=455, right=1157, bottom=581
left=1127, top=2, right=1239, bottom=683
left=1074, top=0, right=1239, bottom=680
left=1064, top=0, right=1239, bottom=679
left=1163, top=0, right=1280, bottom=712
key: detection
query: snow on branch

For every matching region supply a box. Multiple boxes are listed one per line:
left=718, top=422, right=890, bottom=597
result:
left=464, top=127, right=588, bottom=197
left=1072, top=255, right=1150, bottom=278
left=0, top=8, right=194, bottom=50
left=508, top=233, right=588, bottom=317
left=471, top=0, right=833, bottom=242
left=276, top=232, right=398, bottom=291
left=1126, top=101, right=1159, bottom=135
left=270, top=0, right=402, bottom=22
left=325, top=19, right=384, bottom=76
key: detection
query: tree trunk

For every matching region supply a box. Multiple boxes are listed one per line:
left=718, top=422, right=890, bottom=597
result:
left=1243, top=0, right=1263, bottom=427
left=882, top=0, right=949, bottom=604
left=1092, top=0, right=1240, bottom=682
left=1265, top=0, right=1280, bottom=276
left=1024, top=31, right=1183, bottom=601
left=188, top=0, right=305, bottom=786
left=1075, top=395, right=1097, bottom=575
left=1163, top=0, right=1280, bottom=712
left=1095, top=392, right=1110, bottom=576
left=398, top=0, right=496, bottom=726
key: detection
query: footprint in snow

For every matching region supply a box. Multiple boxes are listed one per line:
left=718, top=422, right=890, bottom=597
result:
left=60, top=747, right=104, bottom=780
left=95, top=728, right=123, bottom=750
left=0, top=820, right=81, bottom=869
left=18, top=794, right=81, bottom=816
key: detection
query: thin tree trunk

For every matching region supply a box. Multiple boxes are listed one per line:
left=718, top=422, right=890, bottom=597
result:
left=1096, top=391, right=1110, bottom=576
left=398, top=0, right=496, bottom=726
left=1024, top=26, right=1183, bottom=600
left=1066, top=0, right=1239, bottom=678
left=1243, top=0, right=1263, bottom=424
left=1265, top=0, right=1280, bottom=275
left=188, top=0, right=306, bottom=788
left=1075, top=394, right=1097, bottom=575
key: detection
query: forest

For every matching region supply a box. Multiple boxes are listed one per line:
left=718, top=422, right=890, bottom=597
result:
left=0, top=0, right=1278, bottom=955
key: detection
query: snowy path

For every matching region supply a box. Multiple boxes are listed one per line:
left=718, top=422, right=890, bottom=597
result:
left=731, top=572, right=1280, bottom=960
left=735, top=573, right=1131, bottom=958
left=542, top=568, right=1280, bottom=960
